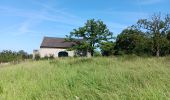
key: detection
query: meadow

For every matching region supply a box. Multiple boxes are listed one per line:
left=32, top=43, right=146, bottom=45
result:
left=0, top=56, right=170, bottom=100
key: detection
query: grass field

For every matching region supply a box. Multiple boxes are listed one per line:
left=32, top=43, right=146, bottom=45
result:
left=0, top=56, right=170, bottom=100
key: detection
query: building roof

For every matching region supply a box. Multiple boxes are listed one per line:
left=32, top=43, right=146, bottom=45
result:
left=40, top=37, right=83, bottom=48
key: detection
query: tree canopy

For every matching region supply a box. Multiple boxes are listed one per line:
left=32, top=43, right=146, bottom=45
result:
left=66, top=19, right=113, bottom=56
left=114, top=13, right=170, bottom=56
left=114, top=28, right=151, bottom=55
left=65, top=13, right=170, bottom=57
left=136, top=13, right=170, bottom=57
left=100, top=41, right=115, bottom=56
left=0, top=50, right=32, bottom=63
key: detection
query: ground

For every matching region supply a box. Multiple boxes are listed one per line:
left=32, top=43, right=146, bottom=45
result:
left=0, top=56, right=170, bottom=100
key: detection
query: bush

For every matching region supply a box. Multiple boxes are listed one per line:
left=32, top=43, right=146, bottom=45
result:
left=0, top=50, right=18, bottom=63
left=100, top=42, right=115, bottom=56
left=34, top=54, right=40, bottom=60
left=94, top=50, right=102, bottom=57
left=41, top=54, right=54, bottom=60
left=49, top=54, right=54, bottom=59
left=0, top=50, right=33, bottom=63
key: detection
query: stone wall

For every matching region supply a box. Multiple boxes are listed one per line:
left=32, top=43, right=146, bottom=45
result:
left=33, top=48, right=91, bottom=58
left=39, top=48, right=75, bottom=58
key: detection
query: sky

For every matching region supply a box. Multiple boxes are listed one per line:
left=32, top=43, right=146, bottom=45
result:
left=0, top=0, right=169, bottom=53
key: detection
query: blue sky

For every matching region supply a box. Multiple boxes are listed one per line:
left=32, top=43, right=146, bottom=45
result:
left=0, top=0, right=169, bottom=53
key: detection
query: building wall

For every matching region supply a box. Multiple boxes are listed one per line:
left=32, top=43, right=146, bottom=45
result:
left=39, top=48, right=75, bottom=58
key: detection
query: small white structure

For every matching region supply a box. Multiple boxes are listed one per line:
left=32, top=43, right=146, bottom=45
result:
left=33, top=37, right=91, bottom=58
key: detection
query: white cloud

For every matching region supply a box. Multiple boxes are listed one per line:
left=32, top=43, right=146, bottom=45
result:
left=0, top=2, right=149, bottom=37
left=0, top=4, right=84, bottom=36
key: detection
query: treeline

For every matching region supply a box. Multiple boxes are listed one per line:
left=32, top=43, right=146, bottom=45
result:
left=67, top=13, right=170, bottom=57
left=0, top=50, right=32, bottom=63
left=104, top=14, right=170, bottom=57
left=112, top=28, right=170, bottom=56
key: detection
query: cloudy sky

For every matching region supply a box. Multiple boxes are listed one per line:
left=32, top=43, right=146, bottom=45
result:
left=0, top=0, right=169, bottom=53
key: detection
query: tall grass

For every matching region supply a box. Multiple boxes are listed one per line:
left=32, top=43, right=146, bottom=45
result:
left=0, top=57, right=170, bottom=100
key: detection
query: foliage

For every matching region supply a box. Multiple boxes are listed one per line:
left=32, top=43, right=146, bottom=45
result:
left=136, top=13, right=170, bottom=57
left=100, top=41, right=115, bottom=56
left=0, top=50, right=19, bottom=63
left=0, top=50, right=31, bottom=63
left=41, top=54, right=54, bottom=60
left=74, top=50, right=89, bottom=57
left=114, top=28, right=151, bottom=56
left=65, top=14, right=169, bottom=57
left=114, top=13, right=170, bottom=57
left=93, top=50, right=102, bottom=57
left=18, top=50, right=31, bottom=59
left=66, top=19, right=113, bottom=56
left=167, top=30, right=170, bottom=40
left=0, top=57, right=170, bottom=99
left=34, top=54, right=40, bottom=60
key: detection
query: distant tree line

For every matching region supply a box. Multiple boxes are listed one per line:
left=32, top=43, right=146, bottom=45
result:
left=0, top=50, right=32, bottom=63
left=114, top=13, right=170, bottom=57
left=67, top=13, right=170, bottom=57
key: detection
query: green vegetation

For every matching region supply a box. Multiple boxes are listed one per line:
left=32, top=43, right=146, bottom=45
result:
left=0, top=13, right=169, bottom=99
left=66, top=19, right=113, bottom=56
left=66, top=13, right=170, bottom=57
left=136, top=13, right=170, bottom=57
left=0, top=57, right=170, bottom=100
left=0, top=50, right=32, bottom=63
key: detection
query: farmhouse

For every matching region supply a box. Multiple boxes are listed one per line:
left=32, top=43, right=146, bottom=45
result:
left=33, top=37, right=91, bottom=58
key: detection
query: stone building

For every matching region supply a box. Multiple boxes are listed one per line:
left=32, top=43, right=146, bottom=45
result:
left=33, top=37, right=91, bottom=58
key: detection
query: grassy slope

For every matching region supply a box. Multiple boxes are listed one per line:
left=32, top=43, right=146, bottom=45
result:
left=0, top=57, right=170, bottom=100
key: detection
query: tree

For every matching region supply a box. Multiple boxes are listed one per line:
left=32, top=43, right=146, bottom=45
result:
left=18, top=50, right=28, bottom=59
left=166, top=30, right=170, bottom=54
left=136, top=13, right=170, bottom=57
left=0, top=50, right=31, bottom=63
left=167, top=30, right=170, bottom=40
left=114, top=28, right=149, bottom=55
left=100, top=41, right=115, bottom=56
left=66, top=19, right=113, bottom=56
left=0, top=50, right=19, bottom=63
left=93, top=50, right=102, bottom=57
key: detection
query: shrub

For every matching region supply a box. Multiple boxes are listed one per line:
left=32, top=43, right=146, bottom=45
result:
left=34, top=54, right=40, bottom=60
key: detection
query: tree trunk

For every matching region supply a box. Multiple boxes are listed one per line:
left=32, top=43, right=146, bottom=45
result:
left=156, top=46, right=160, bottom=57
left=155, top=32, right=160, bottom=57
left=91, top=50, right=94, bottom=57
left=90, top=42, right=94, bottom=57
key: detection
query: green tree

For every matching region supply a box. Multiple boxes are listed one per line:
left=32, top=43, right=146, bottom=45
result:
left=100, top=41, right=115, bottom=56
left=66, top=19, right=113, bottom=56
left=166, top=30, right=170, bottom=54
left=0, top=50, right=31, bottom=63
left=167, top=30, right=170, bottom=40
left=18, top=50, right=28, bottom=59
left=94, top=50, right=102, bottom=57
left=0, top=50, right=18, bottom=62
left=137, top=13, right=170, bottom=57
left=114, top=28, right=149, bottom=55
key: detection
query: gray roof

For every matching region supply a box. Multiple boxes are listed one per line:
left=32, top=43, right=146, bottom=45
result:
left=40, top=37, right=83, bottom=48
